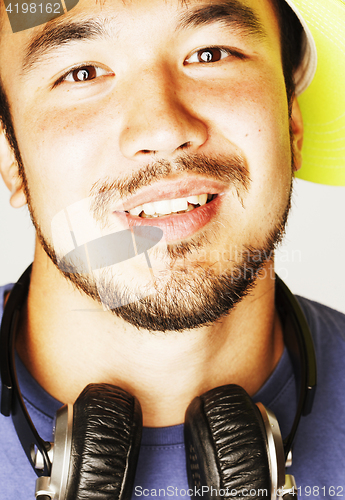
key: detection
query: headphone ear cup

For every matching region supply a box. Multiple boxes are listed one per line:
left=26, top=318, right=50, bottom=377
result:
left=66, top=383, right=142, bottom=500
left=184, top=385, right=271, bottom=499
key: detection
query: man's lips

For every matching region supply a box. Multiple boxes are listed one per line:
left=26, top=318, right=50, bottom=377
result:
left=112, top=192, right=225, bottom=242
left=113, top=176, right=228, bottom=213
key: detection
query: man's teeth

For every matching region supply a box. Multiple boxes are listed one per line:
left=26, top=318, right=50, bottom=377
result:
left=128, top=193, right=210, bottom=217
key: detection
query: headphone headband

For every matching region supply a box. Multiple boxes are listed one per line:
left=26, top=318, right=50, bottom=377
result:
left=274, top=275, right=317, bottom=458
left=0, top=264, right=52, bottom=476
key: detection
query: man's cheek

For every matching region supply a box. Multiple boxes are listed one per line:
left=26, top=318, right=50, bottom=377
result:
left=19, top=123, right=101, bottom=191
left=20, top=101, right=118, bottom=173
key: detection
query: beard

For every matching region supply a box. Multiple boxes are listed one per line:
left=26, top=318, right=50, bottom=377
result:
left=1, top=82, right=293, bottom=333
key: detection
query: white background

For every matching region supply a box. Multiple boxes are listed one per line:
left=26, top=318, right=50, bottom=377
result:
left=1, top=176, right=345, bottom=314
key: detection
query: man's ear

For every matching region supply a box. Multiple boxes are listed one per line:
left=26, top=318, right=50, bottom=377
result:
left=290, top=96, right=304, bottom=172
left=0, top=125, right=26, bottom=208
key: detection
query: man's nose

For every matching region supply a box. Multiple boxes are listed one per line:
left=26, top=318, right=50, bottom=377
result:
left=118, top=70, right=208, bottom=160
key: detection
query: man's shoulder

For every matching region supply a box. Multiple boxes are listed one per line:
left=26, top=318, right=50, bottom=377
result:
left=0, top=282, right=14, bottom=316
left=0, top=282, right=14, bottom=295
left=296, top=295, right=345, bottom=346
left=0, top=284, right=39, bottom=497
left=291, top=296, right=345, bottom=487
left=295, top=295, right=345, bottom=418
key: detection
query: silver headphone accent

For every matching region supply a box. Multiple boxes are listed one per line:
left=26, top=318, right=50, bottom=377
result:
left=256, top=403, right=299, bottom=499
left=256, top=403, right=286, bottom=499
left=35, top=404, right=73, bottom=500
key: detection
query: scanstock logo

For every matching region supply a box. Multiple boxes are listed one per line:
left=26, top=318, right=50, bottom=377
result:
left=58, top=227, right=164, bottom=276
left=4, top=0, right=79, bottom=33
left=51, top=196, right=165, bottom=310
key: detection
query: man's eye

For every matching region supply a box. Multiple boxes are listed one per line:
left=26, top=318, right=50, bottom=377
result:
left=185, top=47, right=232, bottom=64
left=63, top=65, right=108, bottom=83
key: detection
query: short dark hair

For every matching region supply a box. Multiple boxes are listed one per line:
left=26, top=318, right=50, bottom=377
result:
left=272, top=0, right=304, bottom=109
left=0, top=0, right=304, bottom=141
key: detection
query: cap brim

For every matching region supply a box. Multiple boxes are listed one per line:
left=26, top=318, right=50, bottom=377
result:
left=287, top=0, right=345, bottom=186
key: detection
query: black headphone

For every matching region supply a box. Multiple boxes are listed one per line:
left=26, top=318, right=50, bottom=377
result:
left=0, top=265, right=316, bottom=500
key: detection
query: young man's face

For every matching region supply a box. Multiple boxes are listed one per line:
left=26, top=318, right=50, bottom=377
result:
left=0, top=0, right=302, bottom=330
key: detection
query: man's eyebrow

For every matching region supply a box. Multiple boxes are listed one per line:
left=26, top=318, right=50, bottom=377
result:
left=22, top=1, right=266, bottom=75
left=176, top=0, right=267, bottom=41
left=22, top=18, right=112, bottom=75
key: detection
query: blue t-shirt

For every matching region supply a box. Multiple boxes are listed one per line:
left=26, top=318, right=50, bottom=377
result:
left=1, top=284, right=345, bottom=500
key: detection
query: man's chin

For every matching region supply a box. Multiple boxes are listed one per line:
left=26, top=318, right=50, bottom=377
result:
left=57, top=253, right=265, bottom=332
left=34, top=225, right=281, bottom=332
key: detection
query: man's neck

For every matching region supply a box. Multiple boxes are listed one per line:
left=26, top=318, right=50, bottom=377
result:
left=15, top=243, right=284, bottom=427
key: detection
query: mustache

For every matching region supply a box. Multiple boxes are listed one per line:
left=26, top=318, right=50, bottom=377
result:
left=90, top=153, right=251, bottom=219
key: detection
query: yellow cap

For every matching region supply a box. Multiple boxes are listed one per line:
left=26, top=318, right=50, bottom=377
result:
left=286, top=0, right=345, bottom=186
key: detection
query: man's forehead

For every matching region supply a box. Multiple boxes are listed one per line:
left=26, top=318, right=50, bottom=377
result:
left=1, top=0, right=272, bottom=37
